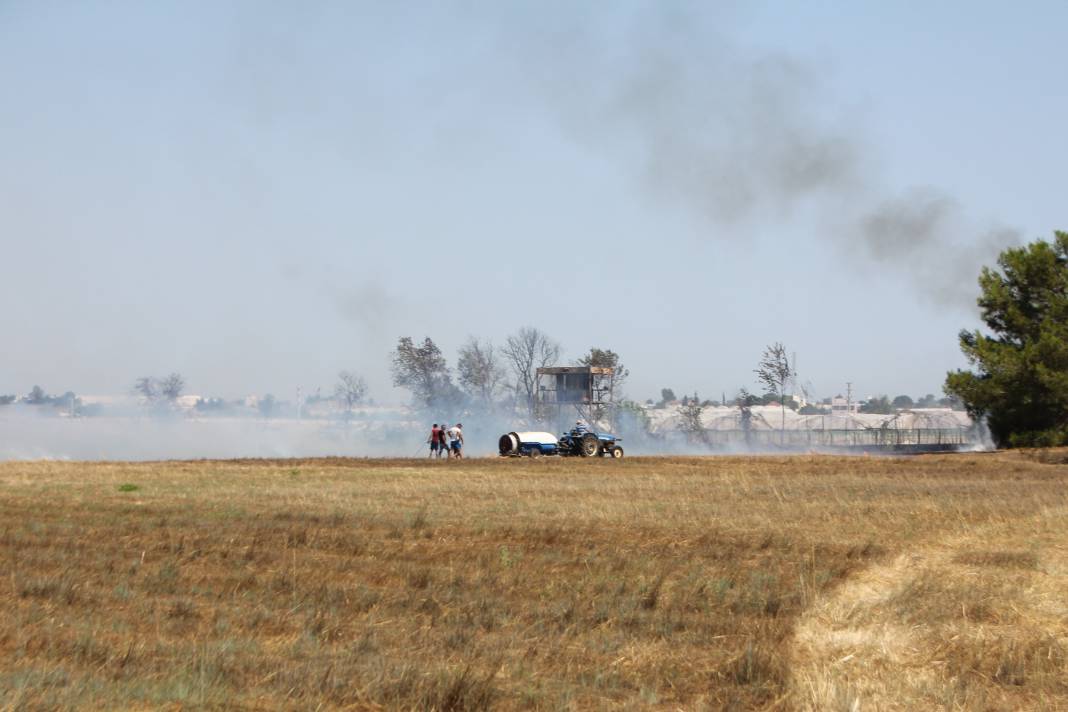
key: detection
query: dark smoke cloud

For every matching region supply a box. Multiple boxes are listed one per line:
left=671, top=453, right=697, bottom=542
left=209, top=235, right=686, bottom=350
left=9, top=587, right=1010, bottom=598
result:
left=605, top=52, right=864, bottom=224
left=328, top=281, right=404, bottom=336
left=853, top=188, right=1020, bottom=305
left=501, top=5, right=1017, bottom=307
left=860, top=189, right=958, bottom=261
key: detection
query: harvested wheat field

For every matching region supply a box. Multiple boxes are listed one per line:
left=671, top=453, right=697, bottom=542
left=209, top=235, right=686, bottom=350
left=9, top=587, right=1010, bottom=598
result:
left=2, top=453, right=1067, bottom=710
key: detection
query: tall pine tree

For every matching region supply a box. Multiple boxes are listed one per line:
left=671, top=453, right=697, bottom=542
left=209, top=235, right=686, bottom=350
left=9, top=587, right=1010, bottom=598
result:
left=946, top=231, right=1068, bottom=446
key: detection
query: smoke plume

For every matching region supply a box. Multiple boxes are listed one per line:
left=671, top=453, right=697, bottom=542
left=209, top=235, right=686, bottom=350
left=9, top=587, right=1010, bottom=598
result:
left=504, top=6, right=1017, bottom=307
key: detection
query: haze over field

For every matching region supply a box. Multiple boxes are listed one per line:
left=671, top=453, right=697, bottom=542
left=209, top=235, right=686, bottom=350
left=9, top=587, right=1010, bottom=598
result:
left=2, top=2, right=1065, bottom=403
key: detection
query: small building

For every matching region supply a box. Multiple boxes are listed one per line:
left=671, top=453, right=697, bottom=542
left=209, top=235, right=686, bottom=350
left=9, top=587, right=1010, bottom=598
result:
left=830, top=395, right=859, bottom=415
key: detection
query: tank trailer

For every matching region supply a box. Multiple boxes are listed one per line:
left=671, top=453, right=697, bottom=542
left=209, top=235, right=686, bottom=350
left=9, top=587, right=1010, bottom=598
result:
left=499, top=428, right=624, bottom=459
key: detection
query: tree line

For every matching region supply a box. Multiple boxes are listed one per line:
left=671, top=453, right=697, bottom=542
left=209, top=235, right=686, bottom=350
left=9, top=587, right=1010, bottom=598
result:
left=389, top=328, right=627, bottom=417
left=9, top=226, right=1064, bottom=451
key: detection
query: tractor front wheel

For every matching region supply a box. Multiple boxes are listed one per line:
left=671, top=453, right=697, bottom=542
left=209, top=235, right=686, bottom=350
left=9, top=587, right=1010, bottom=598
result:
left=610, top=446, right=624, bottom=459
left=580, top=434, right=600, bottom=457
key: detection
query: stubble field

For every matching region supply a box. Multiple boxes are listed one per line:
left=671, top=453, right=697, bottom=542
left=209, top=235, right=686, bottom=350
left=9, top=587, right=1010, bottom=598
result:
left=1, top=452, right=1067, bottom=710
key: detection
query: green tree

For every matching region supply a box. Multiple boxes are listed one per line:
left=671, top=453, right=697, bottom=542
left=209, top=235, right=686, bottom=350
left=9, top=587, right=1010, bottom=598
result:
left=916, top=393, right=939, bottom=408
left=616, top=399, right=653, bottom=438
left=577, top=347, right=629, bottom=425
left=892, top=395, right=914, bottom=409
left=945, top=232, right=1068, bottom=446
left=860, top=395, right=892, bottom=415
left=577, top=348, right=629, bottom=395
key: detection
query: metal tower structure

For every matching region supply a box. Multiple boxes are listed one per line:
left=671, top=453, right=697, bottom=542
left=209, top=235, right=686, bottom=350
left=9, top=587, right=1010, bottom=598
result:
left=534, top=366, right=617, bottom=430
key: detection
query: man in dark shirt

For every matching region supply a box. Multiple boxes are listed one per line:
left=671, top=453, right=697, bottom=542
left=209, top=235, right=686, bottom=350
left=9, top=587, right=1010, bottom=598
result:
left=428, top=424, right=442, bottom=458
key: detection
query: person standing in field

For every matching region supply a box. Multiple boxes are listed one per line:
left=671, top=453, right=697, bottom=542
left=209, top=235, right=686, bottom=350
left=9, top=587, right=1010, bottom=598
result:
left=428, top=423, right=442, bottom=458
left=438, top=422, right=451, bottom=459
left=447, top=422, right=464, bottom=459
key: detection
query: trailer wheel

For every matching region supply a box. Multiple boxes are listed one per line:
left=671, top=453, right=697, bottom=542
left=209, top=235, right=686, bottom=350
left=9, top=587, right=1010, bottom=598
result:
left=610, top=446, right=624, bottom=459
left=580, top=433, right=600, bottom=457
left=528, top=447, right=542, bottom=459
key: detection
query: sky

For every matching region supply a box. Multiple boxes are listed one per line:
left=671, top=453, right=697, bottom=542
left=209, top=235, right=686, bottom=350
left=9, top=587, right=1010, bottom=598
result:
left=1, top=1, right=1066, bottom=405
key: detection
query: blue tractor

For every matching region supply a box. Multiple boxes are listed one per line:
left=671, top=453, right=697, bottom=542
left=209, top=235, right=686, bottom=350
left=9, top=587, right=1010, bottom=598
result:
left=498, top=426, right=624, bottom=458
left=557, top=427, right=625, bottom=458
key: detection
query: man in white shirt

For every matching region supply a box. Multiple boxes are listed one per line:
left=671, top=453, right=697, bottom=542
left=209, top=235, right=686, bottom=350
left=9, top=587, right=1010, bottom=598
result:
left=446, top=423, right=464, bottom=459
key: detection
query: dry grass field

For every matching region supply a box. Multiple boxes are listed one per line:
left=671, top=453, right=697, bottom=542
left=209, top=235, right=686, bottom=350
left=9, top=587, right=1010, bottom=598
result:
left=1, top=452, right=1067, bottom=710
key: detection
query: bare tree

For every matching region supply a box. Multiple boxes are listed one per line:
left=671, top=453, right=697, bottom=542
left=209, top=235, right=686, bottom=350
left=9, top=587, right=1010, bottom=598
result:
left=133, top=373, right=184, bottom=410
left=133, top=377, right=158, bottom=403
left=334, top=370, right=368, bottom=412
left=500, top=327, right=561, bottom=418
left=676, top=391, right=705, bottom=444
left=735, top=387, right=757, bottom=445
left=457, top=337, right=505, bottom=409
left=159, top=373, right=185, bottom=402
left=755, top=343, right=793, bottom=444
left=391, top=336, right=457, bottom=408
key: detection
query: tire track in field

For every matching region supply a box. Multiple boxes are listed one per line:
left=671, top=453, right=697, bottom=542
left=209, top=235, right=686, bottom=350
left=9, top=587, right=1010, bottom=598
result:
left=788, top=519, right=1068, bottom=711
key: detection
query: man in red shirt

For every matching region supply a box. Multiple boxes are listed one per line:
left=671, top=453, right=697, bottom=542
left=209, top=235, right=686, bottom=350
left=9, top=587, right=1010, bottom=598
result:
left=428, top=424, right=443, bottom=458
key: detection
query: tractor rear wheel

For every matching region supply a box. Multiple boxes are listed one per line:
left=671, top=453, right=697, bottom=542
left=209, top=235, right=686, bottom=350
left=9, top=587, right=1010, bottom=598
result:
left=580, top=434, right=600, bottom=457
left=610, top=446, right=624, bottom=459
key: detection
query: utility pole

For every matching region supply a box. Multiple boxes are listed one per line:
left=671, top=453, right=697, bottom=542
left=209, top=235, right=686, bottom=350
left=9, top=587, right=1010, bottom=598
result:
left=791, top=352, right=799, bottom=405
left=846, top=382, right=853, bottom=414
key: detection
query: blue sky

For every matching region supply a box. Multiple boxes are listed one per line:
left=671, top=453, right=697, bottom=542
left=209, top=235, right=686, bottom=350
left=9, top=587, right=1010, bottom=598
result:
left=1, top=1, right=1065, bottom=404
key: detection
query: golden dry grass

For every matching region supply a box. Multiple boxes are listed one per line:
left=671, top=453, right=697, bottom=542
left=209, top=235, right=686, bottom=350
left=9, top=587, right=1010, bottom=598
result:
left=0, top=453, right=1066, bottom=710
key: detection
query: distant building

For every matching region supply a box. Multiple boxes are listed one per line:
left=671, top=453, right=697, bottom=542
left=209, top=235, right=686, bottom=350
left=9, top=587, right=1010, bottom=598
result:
left=830, top=395, right=859, bottom=415
left=174, top=395, right=201, bottom=410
